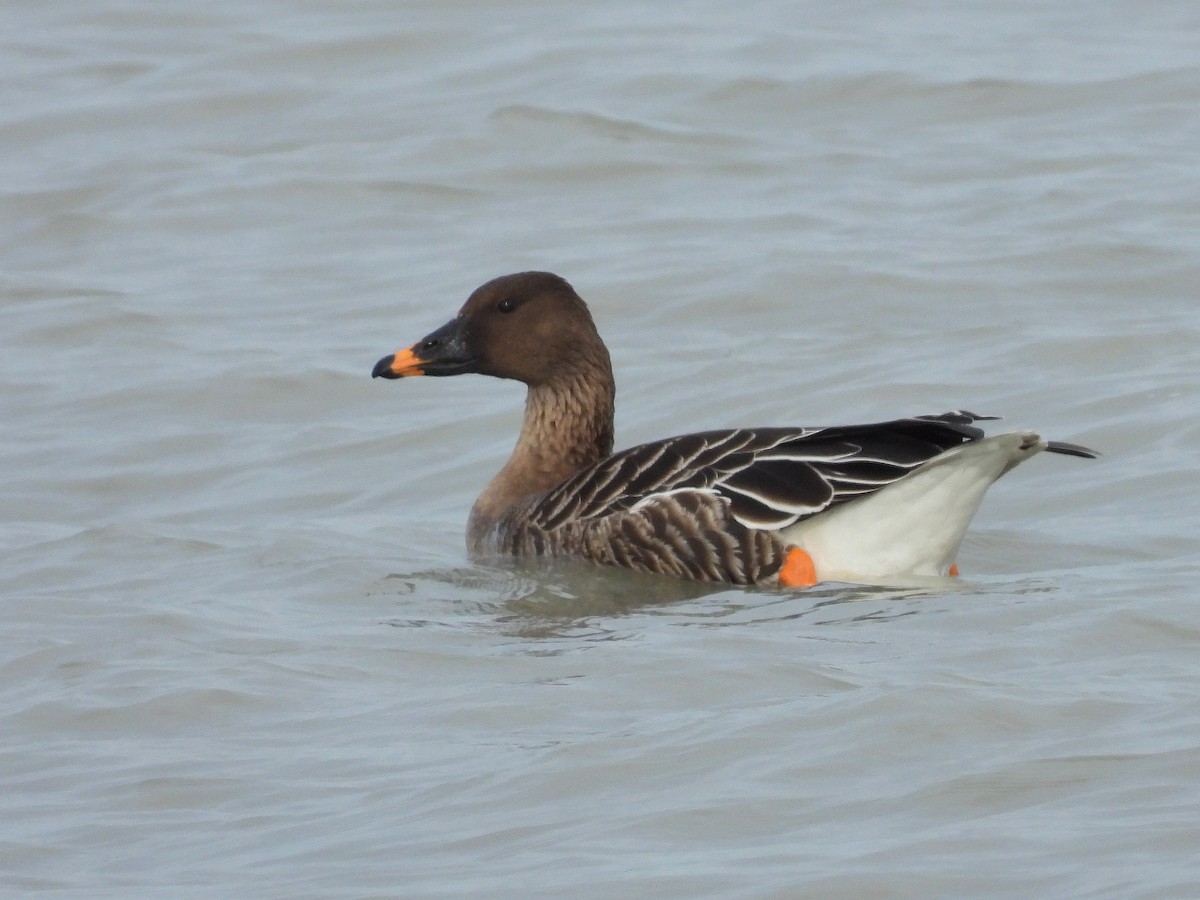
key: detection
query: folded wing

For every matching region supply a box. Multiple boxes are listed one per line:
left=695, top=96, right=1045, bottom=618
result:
left=530, top=410, right=994, bottom=533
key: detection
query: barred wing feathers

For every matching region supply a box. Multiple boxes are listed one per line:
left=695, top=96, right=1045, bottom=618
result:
left=530, top=411, right=993, bottom=534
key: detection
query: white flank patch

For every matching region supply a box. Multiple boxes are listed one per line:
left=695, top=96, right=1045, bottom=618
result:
left=778, top=432, right=1047, bottom=581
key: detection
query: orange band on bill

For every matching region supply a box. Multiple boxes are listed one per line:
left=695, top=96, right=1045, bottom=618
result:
left=948, top=563, right=960, bottom=577
left=387, top=346, right=426, bottom=376
left=779, top=546, right=818, bottom=588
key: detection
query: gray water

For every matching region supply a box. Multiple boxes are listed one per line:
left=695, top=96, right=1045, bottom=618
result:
left=4, top=2, right=1200, bottom=897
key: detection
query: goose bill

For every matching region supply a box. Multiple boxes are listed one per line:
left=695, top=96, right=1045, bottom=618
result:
left=372, top=346, right=427, bottom=378
left=372, top=319, right=476, bottom=379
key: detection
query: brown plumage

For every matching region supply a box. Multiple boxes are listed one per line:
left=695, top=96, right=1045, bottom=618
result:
left=372, top=272, right=1097, bottom=586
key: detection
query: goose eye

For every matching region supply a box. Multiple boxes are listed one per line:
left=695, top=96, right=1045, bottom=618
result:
left=497, top=298, right=516, bottom=313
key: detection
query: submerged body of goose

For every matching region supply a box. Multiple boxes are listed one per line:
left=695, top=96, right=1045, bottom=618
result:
left=372, top=272, right=1096, bottom=587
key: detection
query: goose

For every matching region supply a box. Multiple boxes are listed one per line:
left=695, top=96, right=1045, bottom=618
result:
left=372, top=272, right=1096, bottom=587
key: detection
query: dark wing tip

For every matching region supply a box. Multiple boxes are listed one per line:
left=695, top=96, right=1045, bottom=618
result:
left=1046, top=440, right=1101, bottom=459
left=925, top=411, right=1097, bottom=459
left=916, top=409, right=1002, bottom=425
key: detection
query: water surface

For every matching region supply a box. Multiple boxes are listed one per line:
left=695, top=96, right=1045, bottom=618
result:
left=4, top=2, right=1200, bottom=897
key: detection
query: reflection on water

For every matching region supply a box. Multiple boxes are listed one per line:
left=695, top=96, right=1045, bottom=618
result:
left=376, top=555, right=988, bottom=639
left=378, top=559, right=721, bottom=637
